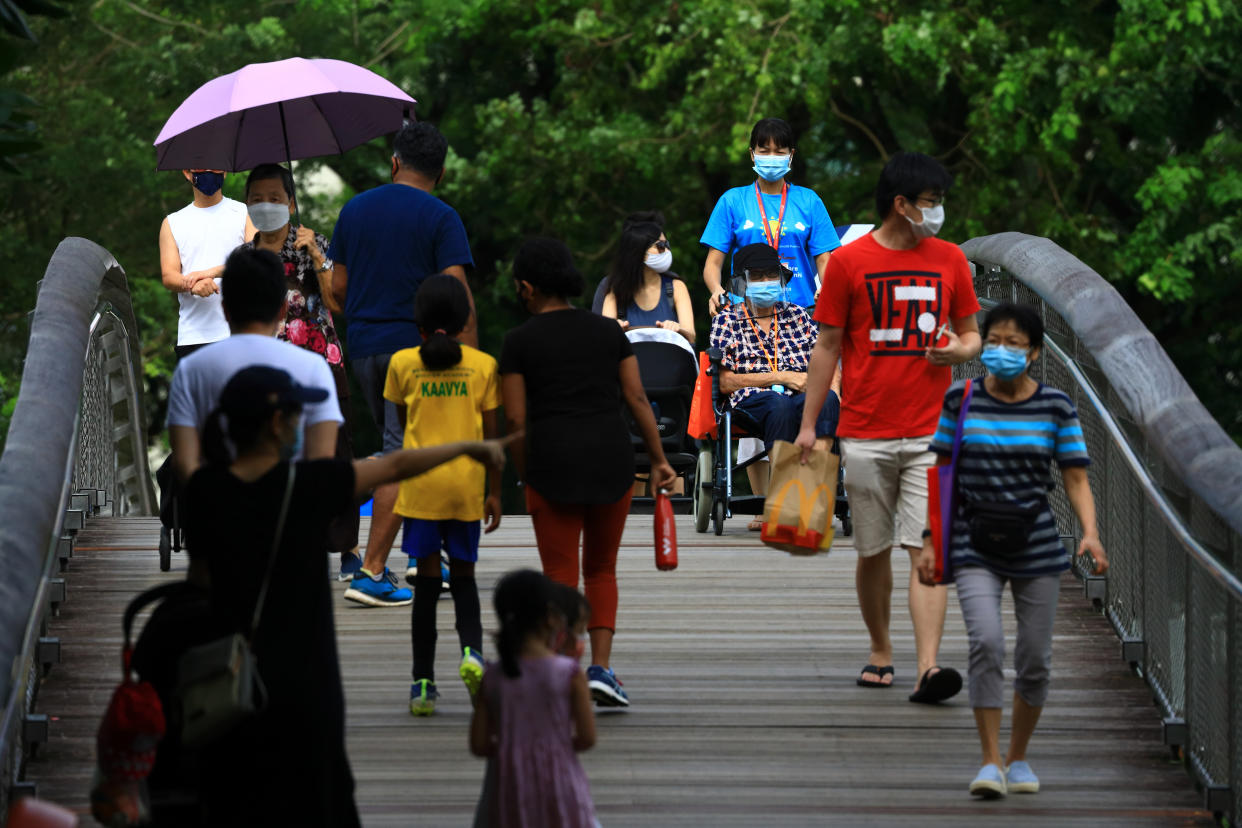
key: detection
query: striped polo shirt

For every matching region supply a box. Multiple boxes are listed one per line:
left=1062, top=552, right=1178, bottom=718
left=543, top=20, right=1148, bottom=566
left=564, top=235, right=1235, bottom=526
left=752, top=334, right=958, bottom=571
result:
left=929, top=379, right=1090, bottom=577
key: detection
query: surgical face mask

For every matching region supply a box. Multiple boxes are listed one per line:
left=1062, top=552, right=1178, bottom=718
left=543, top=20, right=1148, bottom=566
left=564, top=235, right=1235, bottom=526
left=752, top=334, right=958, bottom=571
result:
left=248, top=201, right=291, bottom=233
left=752, top=153, right=791, bottom=183
left=905, top=203, right=945, bottom=239
left=745, top=279, right=785, bottom=308
left=191, top=171, right=224, bottom=197
left=980, top=343, right=1029, bottom=380
left=645, top=249, right=673, bottom=273
left=278, top=414, right=304, bottom=461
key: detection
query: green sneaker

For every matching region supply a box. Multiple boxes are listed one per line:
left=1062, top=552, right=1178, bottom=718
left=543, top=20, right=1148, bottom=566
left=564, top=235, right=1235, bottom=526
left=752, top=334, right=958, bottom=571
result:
left=409, top=679, right=439, bottom=716
left=459, top=647, right=485, bottom=699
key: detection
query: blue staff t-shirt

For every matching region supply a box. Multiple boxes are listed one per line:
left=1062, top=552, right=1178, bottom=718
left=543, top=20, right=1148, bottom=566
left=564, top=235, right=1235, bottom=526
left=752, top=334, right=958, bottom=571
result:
left=328, top=183, right=473, bottom=359
left=700, top=182, right=841, bottom=307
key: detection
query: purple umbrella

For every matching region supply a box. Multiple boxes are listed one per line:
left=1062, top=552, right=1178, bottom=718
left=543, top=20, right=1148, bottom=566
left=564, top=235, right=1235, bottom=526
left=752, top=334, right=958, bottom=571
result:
left=153, top=57, right=416, bottom=173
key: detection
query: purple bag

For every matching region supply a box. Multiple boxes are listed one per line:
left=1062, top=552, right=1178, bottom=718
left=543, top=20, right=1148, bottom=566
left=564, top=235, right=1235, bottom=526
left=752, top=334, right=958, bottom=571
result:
left=926, top=379, right=974, bottom=585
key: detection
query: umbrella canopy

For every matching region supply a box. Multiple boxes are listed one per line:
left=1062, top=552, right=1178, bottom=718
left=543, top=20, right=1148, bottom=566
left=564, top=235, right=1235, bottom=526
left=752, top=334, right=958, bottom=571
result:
left=153, top=57, right=416, bottom=171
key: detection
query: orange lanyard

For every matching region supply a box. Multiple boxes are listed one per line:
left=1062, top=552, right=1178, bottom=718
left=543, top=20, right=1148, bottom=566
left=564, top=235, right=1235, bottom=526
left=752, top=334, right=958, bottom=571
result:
left=754, top=180, right=789, bottom=252
left=743, top=306, right=780, bottom=372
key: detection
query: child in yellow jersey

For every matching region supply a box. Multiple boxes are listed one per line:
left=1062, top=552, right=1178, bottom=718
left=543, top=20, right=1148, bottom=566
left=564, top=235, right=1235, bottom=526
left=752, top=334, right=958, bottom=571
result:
left=383, top=275, right=502, bottom=716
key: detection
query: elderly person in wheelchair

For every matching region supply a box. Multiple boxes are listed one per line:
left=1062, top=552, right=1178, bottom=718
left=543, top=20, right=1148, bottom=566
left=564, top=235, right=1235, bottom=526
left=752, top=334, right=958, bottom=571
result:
left=708, top=243, right=840, bottom=530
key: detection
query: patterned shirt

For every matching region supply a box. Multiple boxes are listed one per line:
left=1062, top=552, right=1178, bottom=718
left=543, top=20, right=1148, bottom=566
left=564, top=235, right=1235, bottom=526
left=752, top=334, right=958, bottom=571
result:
left=244, top=226, right=344, bottom=367
left=930, top=379, right=1091, bottom=578
left=708, top=302, right=818, bottom=407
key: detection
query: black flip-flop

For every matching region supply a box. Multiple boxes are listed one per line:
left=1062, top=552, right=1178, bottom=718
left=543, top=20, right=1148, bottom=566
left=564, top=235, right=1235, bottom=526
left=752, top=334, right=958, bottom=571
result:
left=856, top=664, right=895, bottom=688
left=908, top=666, right=962, bottom=704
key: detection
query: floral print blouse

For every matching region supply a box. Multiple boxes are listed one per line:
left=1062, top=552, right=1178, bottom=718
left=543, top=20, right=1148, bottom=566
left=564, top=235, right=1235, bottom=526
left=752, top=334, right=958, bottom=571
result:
left=244, top=226, right=344, bottom=367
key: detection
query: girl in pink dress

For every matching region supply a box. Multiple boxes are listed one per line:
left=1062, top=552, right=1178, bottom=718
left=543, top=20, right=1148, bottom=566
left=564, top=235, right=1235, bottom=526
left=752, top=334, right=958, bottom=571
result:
left=470, top=570, right=598, bottom=827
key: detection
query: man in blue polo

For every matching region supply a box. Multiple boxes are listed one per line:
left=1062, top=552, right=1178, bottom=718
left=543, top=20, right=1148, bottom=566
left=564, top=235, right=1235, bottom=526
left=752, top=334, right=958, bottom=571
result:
left=330, top=121, right=475, bottom=607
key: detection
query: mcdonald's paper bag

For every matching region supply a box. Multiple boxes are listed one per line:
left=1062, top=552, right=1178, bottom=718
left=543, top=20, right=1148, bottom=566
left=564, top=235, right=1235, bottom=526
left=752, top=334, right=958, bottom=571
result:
left=760, top=440, right=839, bottom=556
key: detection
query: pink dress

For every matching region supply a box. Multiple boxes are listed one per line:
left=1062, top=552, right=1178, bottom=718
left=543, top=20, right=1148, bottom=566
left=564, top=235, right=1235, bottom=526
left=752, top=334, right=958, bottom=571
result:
left=481, top=655, right=596, bottom=828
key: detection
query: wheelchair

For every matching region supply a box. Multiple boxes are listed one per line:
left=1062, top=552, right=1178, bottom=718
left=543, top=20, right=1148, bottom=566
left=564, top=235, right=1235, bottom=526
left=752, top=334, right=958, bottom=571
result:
left=624, top=326, right=701, bottom=513
left=692, top=346, right=852, bottom=537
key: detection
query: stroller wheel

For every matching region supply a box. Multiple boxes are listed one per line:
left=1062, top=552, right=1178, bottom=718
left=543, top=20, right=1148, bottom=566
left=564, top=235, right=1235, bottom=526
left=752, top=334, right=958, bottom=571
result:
left=712, top=500, right=725, bottom=536
left=159, top=526, right=172, bottom=572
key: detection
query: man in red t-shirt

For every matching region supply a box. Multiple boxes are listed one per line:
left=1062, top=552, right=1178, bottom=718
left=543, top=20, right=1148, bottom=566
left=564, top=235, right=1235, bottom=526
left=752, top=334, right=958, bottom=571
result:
left=796, top=152, right=982, bottom=703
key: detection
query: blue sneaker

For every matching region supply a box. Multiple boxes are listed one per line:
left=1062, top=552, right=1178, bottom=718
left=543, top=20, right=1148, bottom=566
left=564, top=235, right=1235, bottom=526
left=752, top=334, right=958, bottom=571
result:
left=586, top=665, right=629, bottom=707
left=409, top=680, right=439, bottom=716
left=459, top=647, right=484, bottom=698
left=969, top=763, right=1006, bottom=798
left=337, top=550, right=362, bottom=582
left=343, top=568, right=413, bottom=607
left=1005, top=760, right=1039, bottom=794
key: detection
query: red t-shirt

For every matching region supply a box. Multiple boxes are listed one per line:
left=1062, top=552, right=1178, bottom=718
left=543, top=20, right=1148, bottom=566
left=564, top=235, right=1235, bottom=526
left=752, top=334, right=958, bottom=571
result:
left=813, top=233, right=980, bottom=439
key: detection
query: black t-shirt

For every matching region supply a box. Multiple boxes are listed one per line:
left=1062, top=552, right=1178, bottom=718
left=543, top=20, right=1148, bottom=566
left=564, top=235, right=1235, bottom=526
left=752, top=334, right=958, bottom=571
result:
left=184, top=459, right=360, bottom=827
left=500, top=308, right=635, bottom=504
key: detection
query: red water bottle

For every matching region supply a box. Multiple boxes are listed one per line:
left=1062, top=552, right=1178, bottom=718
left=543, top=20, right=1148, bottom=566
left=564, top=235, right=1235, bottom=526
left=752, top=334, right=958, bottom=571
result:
left=654, top=490, right=678, bottom=571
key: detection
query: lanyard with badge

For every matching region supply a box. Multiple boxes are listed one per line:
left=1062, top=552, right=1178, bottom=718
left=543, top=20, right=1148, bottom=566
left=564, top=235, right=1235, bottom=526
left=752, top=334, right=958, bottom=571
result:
left=742, top=305, right=785, bottom=393
left=753, top=180, right=789, bottom=253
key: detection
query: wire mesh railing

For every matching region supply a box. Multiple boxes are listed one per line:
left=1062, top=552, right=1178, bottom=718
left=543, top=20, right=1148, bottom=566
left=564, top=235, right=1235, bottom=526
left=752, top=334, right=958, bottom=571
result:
left=0, top=239, right=153, bottom=813
left=959, top=233, right=1242, bottom=821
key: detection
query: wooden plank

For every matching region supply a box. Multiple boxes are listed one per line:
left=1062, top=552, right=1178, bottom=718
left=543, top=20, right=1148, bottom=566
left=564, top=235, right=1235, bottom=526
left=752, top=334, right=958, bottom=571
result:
left=27, top=515, right=1210, bottom=826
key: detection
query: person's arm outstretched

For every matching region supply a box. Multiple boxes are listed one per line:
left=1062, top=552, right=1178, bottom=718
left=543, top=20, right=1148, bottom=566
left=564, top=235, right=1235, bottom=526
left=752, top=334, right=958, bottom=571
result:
left=619, top=355, right=676, bottom=491
left=352, top=437, right=513, bottom=500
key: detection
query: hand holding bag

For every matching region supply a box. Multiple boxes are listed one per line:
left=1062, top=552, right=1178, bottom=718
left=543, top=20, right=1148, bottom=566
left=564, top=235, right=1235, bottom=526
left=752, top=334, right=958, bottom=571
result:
left=177, top=464, right=295, bottom=749
left=926, top=379, right=974, bottom=584
left=760, top=440, right=839, bottom=555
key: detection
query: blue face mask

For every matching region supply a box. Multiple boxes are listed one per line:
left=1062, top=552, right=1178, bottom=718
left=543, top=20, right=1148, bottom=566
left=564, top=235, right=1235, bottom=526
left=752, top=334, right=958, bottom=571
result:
left=752, top=154, right=791, bottom=183
left=980, top=344, right=1029, bottom=379
left=279, top=414, right=304, bottom=461
left=745, top=280, right=785, bottom=308
left=192, top=171, right=224, bottom=196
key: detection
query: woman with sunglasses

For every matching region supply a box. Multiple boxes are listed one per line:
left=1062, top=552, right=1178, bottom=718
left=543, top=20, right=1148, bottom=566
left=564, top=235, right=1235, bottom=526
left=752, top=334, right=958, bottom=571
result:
left=601, top=221, right=695, bottom=345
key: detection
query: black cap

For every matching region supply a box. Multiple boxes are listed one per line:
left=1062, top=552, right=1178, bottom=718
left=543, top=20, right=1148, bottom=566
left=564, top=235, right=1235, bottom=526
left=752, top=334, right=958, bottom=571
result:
left=733, top=243, right=790, bottom=283
left=219, top=365, right=328, bottom=420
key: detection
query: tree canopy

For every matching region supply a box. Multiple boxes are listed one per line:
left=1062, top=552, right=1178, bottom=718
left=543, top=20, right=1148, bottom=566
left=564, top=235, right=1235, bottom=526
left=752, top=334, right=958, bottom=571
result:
left=1, top=0, right=1239, bottom=447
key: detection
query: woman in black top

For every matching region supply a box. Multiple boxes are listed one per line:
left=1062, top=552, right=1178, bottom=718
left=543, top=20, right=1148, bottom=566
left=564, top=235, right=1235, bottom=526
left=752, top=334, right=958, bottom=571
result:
left=501, top=237, right=676, bottom=708
left=183, top=365, right=507, bottom=826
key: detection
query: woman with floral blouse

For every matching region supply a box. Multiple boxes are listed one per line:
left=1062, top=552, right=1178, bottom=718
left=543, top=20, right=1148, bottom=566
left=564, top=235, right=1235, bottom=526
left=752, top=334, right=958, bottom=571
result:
left=243, top=163, right=360, bottom=569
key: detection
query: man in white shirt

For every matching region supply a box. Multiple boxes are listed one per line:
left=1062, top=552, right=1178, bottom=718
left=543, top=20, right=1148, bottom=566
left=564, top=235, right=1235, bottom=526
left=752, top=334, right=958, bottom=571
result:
left=159, top=169, right=255, bottom=358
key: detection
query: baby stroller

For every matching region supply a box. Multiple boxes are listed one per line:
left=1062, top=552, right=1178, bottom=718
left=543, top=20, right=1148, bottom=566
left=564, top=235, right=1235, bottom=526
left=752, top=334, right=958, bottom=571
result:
left=691, top=346, right=852, bottom=537
left=624, top=327, right=700, bottom=513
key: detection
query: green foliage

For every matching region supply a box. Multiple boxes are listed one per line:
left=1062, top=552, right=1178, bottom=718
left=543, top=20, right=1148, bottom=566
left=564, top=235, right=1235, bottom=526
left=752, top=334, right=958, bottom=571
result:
left=0, top=0, right=1238, bottom=448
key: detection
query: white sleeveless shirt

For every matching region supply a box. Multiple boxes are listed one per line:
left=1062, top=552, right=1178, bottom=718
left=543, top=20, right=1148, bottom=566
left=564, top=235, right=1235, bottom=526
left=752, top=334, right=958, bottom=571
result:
left=166, top=198, right=248, bottom=346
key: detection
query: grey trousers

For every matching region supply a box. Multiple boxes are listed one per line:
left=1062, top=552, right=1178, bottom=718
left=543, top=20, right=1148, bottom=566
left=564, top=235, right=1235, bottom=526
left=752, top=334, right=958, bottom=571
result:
left=955, top=566, right=1061, bottom=709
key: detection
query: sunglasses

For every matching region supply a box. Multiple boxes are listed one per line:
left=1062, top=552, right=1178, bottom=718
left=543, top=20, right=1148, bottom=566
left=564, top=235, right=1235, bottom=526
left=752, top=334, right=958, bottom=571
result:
left=652, top=239, right=670, bottom=252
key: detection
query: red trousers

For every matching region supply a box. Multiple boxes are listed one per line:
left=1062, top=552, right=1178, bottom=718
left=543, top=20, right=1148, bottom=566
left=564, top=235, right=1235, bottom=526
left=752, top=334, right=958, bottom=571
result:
left=525, top=486, right=632, bottom=632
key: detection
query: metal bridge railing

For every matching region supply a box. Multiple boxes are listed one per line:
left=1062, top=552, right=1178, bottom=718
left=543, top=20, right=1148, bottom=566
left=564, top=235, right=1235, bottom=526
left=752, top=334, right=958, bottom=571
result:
left=0, top=238, right=153, bottom=813
left=960, top=232, right=1242, bottom=822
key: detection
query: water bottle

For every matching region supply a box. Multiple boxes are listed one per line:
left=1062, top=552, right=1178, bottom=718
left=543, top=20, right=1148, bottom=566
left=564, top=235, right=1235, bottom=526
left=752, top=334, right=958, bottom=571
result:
left=654, top=489, right=678, bottom=571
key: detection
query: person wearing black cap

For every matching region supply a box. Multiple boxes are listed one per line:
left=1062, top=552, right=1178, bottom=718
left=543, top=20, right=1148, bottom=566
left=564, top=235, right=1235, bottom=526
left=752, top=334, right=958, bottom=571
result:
left=182, top=364, right=510, bottom=827
left=707, top=243, right=840, bottom=527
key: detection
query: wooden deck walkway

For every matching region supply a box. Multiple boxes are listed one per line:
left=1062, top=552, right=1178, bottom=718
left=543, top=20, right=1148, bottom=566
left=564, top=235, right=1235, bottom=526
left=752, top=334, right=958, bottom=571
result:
left=29, top=515, right=1210, bottom=827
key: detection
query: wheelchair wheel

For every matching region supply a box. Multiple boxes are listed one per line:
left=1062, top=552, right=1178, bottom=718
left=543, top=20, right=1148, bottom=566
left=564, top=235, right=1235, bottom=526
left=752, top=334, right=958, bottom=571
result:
left=842, top=516, right=853, bottom=537
left=159, top=526, right=172, bottom=572
left=693, top=448, right=712, bottom=533
left=712, top=499, right=725, bottom=536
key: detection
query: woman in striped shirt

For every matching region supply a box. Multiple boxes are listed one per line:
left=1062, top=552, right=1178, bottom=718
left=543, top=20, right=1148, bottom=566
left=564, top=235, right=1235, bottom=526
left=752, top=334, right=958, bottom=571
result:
left=917, top=302, right=1109, bottom=799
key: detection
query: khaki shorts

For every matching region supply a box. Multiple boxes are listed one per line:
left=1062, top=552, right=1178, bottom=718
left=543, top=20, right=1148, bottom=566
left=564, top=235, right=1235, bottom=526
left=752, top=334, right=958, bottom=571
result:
left=840, top=436, right=935, bottom=557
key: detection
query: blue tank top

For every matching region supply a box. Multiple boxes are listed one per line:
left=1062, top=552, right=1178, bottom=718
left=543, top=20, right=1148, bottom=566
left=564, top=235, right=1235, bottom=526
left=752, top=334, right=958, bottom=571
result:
left=622, top=276, right=676, bottom=326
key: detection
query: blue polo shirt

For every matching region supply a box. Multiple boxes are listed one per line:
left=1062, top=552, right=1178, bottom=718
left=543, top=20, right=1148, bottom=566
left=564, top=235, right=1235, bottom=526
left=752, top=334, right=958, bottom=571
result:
left=328, top=183, right=473, bottom=359
left=700, top=182, right=841, bottom=307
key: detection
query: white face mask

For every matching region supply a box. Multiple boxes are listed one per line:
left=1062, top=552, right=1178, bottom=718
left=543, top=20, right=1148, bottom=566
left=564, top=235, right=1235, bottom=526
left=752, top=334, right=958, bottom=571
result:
left=248, top=201, right=292, bottom=233
left=904, top=203, right=945, bottom=239
left=645, top=249, right=673, bottom=273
